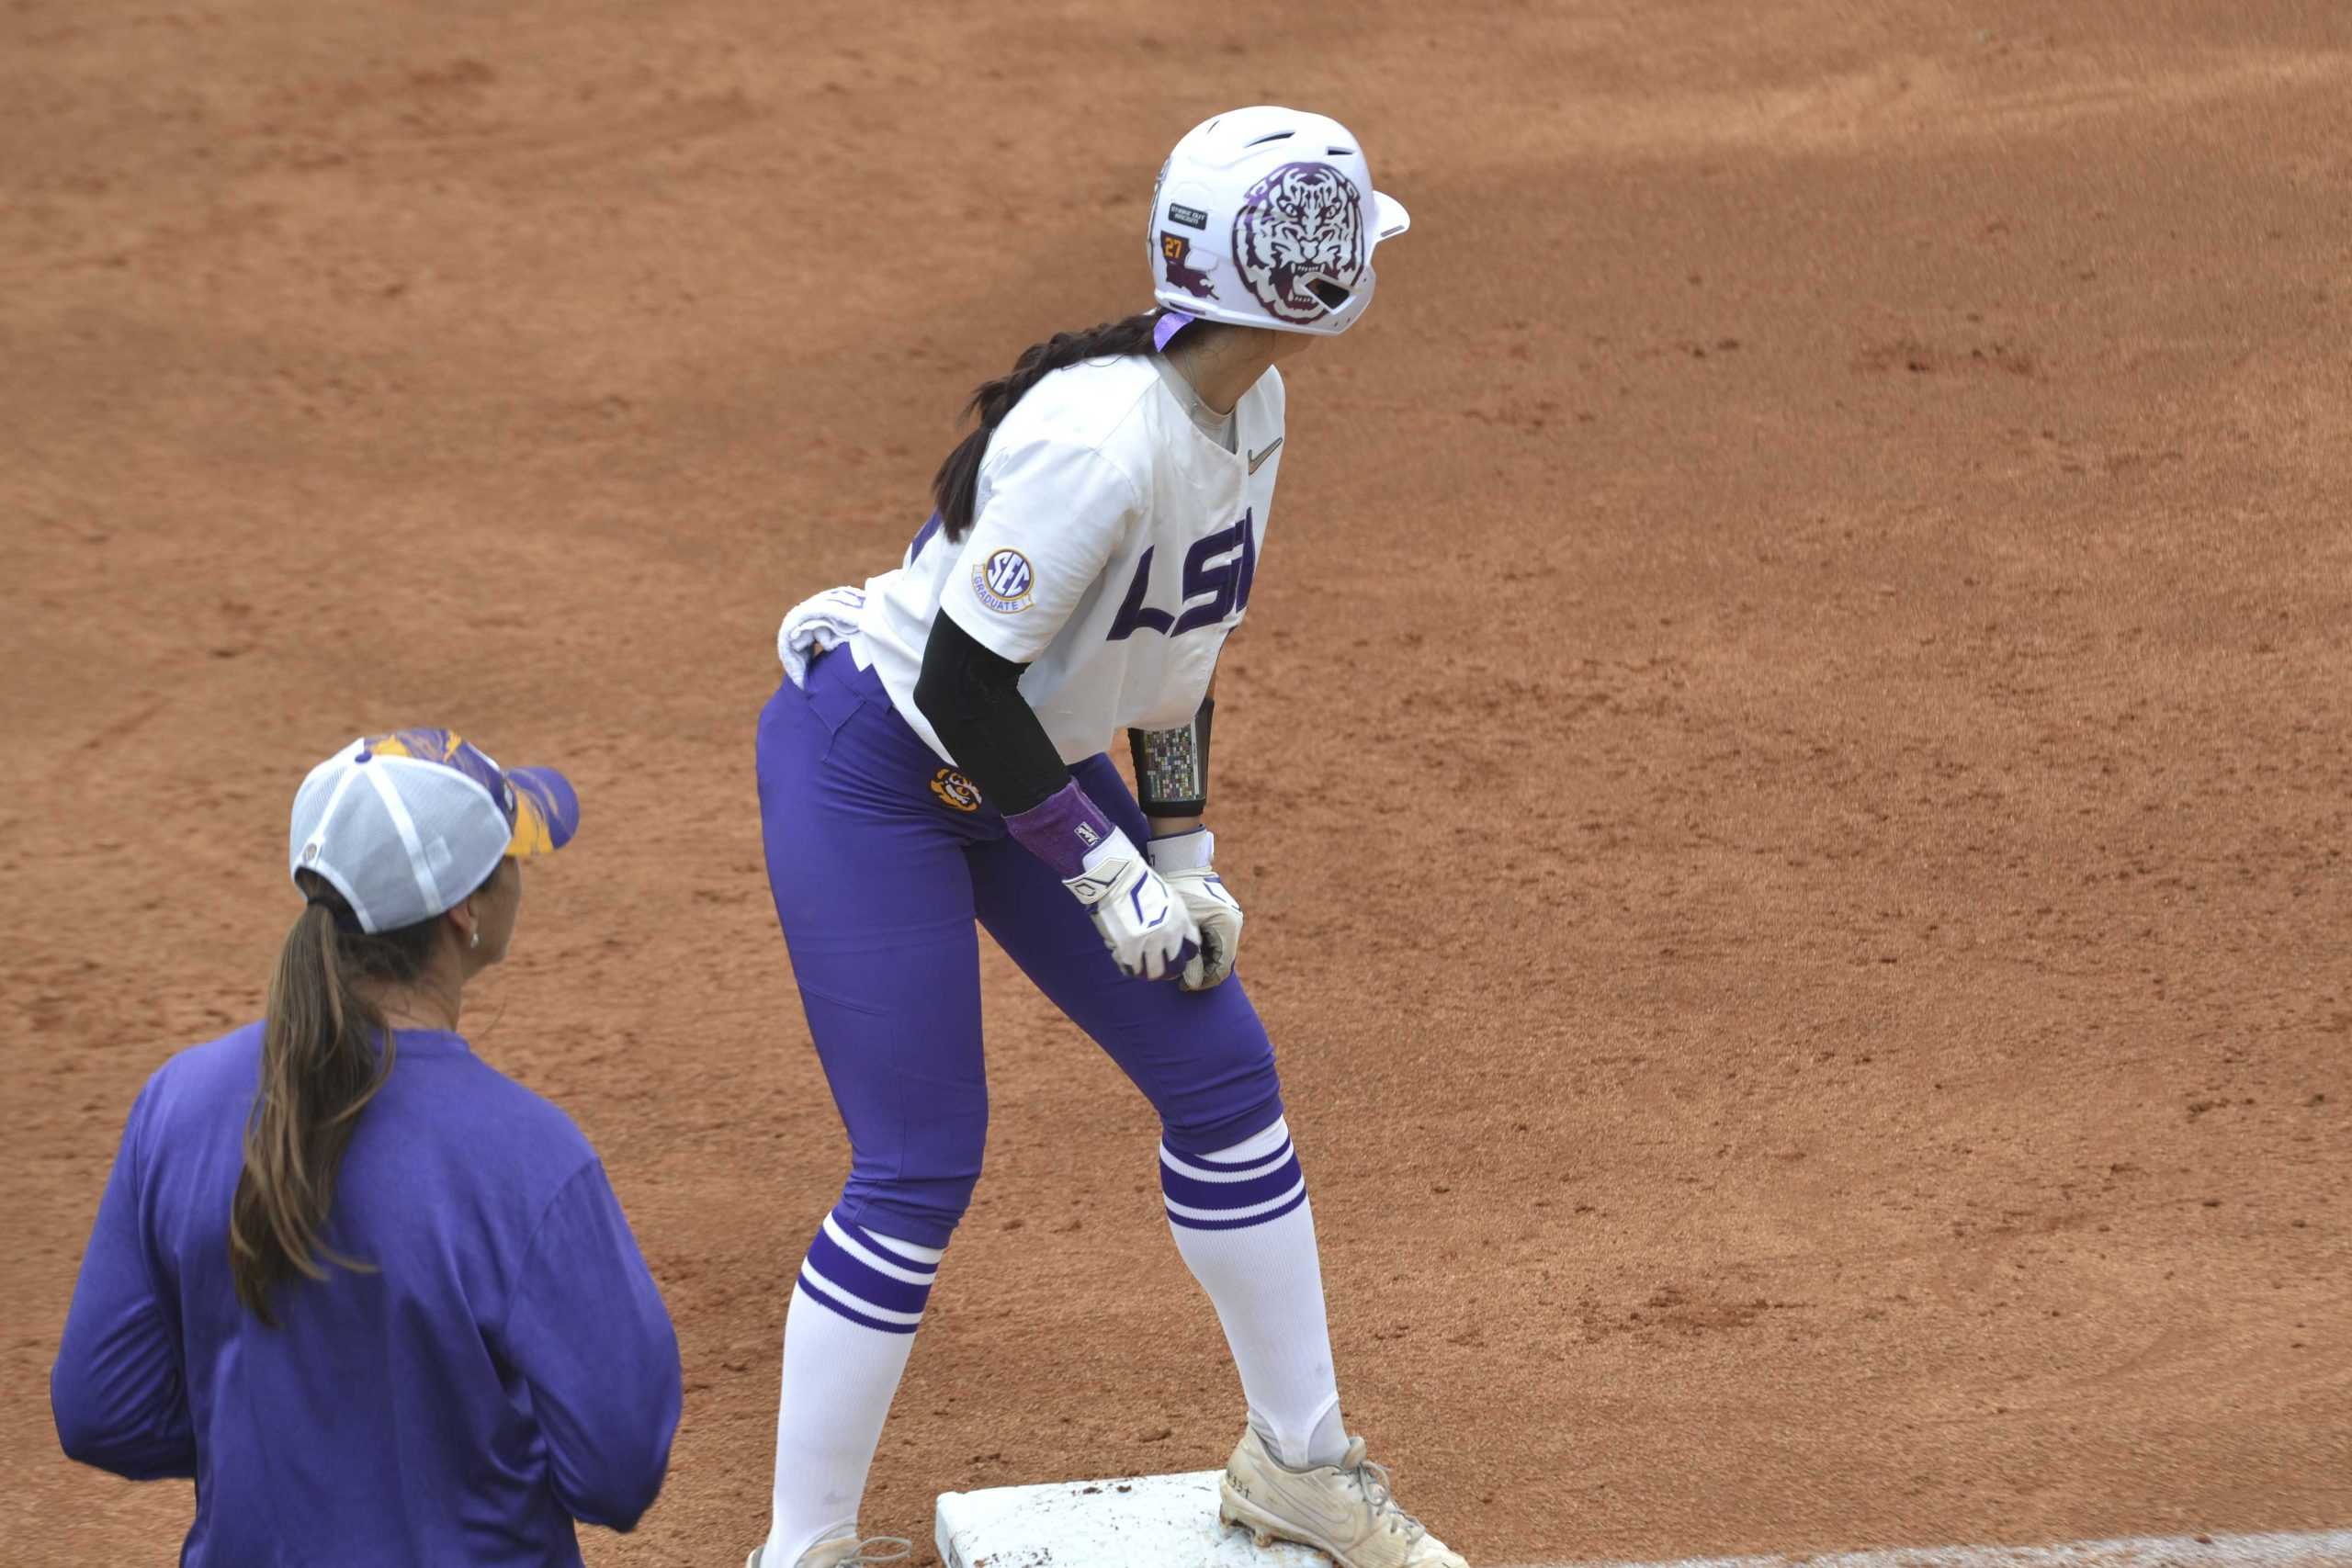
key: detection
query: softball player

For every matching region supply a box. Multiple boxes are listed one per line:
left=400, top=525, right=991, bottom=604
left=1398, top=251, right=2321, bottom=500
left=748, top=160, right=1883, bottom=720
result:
left=51, top=731, right=680, bottom=1565
left=753, top=109, right=1462, bottom=1568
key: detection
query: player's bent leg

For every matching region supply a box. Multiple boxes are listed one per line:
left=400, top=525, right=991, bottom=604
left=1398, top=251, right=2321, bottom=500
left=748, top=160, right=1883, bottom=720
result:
left=971, top=754, right=1287, bottom=1147
left=754, top=664, right=989, bottom=1565
left=969, top=758, right=1348, bottom=1470
left=969, top=758, right=1464, bottom=1564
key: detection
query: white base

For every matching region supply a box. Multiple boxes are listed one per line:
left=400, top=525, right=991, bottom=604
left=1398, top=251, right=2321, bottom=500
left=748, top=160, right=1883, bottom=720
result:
left=933, top=1472, right=2352, bottom=1568
left=933, top=1469, right=1329, bottom=1568
left=1574, top=1533, right=2352, bottom=1568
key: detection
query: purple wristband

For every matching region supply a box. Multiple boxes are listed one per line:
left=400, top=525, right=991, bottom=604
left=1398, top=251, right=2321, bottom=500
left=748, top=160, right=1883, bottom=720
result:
left=1004, top=780, right=1118, bottom=881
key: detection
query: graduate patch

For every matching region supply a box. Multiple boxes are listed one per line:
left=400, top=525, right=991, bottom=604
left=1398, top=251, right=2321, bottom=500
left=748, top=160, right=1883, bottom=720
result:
left=972, top=548, right=1035, bottom=614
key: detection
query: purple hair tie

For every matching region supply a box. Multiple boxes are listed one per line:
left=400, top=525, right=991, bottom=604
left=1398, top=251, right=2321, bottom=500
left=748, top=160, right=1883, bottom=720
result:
left=1153, top=310, right=1198, bottom=352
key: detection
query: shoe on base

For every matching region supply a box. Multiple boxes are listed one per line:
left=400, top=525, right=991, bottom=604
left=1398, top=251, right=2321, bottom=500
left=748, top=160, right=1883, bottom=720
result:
left=745, top=1535, right=911, bottom=1568
left=1218, top=1427, right=1467, bottom=1568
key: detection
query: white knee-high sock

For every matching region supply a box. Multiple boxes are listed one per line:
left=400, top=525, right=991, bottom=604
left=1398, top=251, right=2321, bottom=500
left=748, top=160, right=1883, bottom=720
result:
left=764, top=1208, right=945, bottom=1565
left=1161, top=1118, right=1349, bottom=1470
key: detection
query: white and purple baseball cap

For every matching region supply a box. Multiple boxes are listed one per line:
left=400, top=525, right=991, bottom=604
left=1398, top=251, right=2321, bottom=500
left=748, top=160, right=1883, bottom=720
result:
left=288, top=728, right=579, bottom=934
left=1148, top=106, right=1411, bottom=342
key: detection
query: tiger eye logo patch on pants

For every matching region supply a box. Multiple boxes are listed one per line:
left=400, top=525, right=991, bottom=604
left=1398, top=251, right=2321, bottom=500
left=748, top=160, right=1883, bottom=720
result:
left=930, top=768, right=982, bottom=812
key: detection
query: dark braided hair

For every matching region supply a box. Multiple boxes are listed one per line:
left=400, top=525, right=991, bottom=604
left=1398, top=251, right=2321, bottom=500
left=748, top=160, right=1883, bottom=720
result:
left=932, top=309, right=1170, bottom=542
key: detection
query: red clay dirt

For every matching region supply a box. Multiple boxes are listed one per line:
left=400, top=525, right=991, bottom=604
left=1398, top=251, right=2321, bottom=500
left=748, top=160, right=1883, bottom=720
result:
left=5, top=3, right=2349, bottom=1563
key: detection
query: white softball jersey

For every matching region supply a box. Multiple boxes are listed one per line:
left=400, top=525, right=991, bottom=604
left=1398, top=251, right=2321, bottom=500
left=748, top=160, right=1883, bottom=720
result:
left=855, top=354, right=1286, bottom=765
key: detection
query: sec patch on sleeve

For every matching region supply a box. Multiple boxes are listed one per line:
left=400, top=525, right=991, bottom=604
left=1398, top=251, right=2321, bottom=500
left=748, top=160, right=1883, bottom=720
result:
left=972, top=547, right=1036, bottom=614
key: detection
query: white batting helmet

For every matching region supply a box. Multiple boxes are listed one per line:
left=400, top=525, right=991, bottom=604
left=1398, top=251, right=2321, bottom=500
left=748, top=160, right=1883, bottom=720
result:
left=1147, top=106, right=1411, bottom=338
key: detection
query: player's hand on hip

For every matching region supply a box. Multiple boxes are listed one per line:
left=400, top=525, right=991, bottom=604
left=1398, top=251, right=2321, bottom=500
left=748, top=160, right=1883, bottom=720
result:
left=1146, top=828, right=1242, bottom=991
left=1062, top=829, right=1202, bottom=982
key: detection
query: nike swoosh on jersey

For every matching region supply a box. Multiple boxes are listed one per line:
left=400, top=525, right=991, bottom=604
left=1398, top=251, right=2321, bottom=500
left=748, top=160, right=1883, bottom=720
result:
left=1248, top=437, right=1283, bottom=474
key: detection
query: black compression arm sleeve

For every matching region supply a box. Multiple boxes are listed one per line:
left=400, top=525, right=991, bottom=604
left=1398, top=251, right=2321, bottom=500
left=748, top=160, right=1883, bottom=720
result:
left=912, top=613, right=1073, bottom=818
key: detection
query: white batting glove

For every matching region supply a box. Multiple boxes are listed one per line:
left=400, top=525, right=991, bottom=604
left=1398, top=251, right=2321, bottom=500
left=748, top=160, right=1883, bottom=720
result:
left=1147, top=828, right=1243, bottom=991
left=1062, top=828, right=1202, bottom=982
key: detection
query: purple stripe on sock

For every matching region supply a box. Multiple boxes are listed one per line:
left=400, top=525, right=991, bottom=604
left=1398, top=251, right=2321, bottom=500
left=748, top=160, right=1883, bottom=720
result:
left=1160, top=1153, right=1305, bottom=1213
left=798, top=1280, right=923, bottom=1334
left=1165, top=1187, right=1309, bottom=1232
left=1182, top=1136, right=1294, bottom=1171
left=805, top=1225, right=934, bottom=1316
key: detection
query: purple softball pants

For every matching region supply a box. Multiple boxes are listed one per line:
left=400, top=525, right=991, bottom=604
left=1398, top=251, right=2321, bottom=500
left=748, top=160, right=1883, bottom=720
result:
left=755, top=646, right=1285, bottom=1249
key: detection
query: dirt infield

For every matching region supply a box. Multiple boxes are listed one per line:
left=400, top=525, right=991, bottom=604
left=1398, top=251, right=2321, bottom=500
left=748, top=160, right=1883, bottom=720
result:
left=6, top=2, right=2348, bottom=1563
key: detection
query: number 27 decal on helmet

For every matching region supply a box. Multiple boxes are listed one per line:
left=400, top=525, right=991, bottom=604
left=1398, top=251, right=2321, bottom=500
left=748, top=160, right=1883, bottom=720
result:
left=1147, top=107, right=1412, bottom=338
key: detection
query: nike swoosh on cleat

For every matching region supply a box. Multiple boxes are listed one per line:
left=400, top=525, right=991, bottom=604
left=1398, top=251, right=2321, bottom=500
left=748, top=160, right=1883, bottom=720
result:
left=1270, top=1479, right=1362, bottom=1536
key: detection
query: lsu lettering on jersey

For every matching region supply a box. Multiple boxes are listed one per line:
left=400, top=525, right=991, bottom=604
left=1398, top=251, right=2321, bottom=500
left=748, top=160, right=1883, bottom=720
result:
left=856, top=355, right=1284, bottom=764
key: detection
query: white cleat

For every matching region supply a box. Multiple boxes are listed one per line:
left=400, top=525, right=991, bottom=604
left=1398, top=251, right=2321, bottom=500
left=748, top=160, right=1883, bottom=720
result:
left=745, top=1536, right=911, bottom=1568
left=1218, top=1427, right=1468, bottom=1568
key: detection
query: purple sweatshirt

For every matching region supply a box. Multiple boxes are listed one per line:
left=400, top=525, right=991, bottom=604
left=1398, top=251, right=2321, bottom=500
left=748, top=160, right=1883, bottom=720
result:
left=51, top=1023, right=681, bottom=1566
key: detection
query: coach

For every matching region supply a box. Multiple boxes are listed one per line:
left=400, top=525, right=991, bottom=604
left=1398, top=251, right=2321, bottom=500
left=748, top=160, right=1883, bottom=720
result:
left=51, top=728, right=680, bottom=1565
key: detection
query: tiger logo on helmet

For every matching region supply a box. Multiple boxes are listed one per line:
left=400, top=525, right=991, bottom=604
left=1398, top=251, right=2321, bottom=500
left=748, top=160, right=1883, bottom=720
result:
left=1233, top=162, right=1367, bottom=324
left=1146, top=107, right=1411, bottom=339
